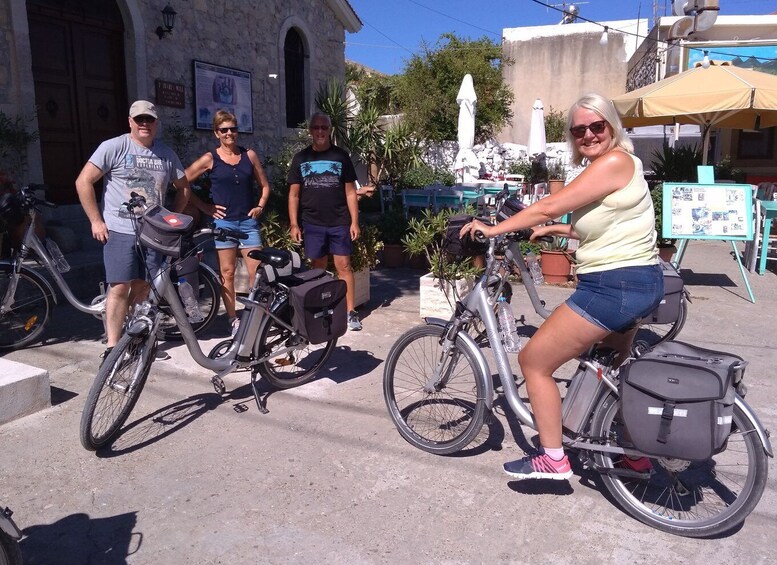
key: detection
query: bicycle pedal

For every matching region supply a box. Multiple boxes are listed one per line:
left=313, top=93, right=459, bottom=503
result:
left=211, top=375, right=226, bottom=395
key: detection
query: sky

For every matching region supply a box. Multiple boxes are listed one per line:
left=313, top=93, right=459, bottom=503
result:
left=344, top=0, right=777, bottom=75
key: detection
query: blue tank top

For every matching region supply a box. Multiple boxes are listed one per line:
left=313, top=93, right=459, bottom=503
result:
left=208, top=147, right=255, bottom=221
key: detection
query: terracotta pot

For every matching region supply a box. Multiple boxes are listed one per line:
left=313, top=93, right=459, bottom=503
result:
left=548, top=179, right=565, bottom=194
left=381, top=243, right=405, bottom=268
left=657, top=244, right=677, bottom=263
left=540, top=250, right=571, bottom=283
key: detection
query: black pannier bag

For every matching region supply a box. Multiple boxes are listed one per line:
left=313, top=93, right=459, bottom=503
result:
left=289, top=271, right=347, bottom=344
left=495, top=196, right=526, bottom=223
left=646, top=259, right=684, bottom=324
left=620, top=340, right=746, bottom=460
left=138, top=204, right=194, bottom=258
left=443, top=214, right=488, bottom=259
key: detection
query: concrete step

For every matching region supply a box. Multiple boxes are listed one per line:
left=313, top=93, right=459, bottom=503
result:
left=0, top=359, right=51, bottom=425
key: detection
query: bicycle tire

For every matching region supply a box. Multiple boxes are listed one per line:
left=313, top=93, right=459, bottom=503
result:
left=158, top=263, right=221, bottom=340
left=0, top=529, right=23, bottom=565
left=255, top=300, right=336, bottom=389
left=0, top=263, right=53, bottom=350
left=635, top=296, right=688, bottom=347
left=591, top=393, right=768, bottom=537
left=383, top=324, right=488, bottom=455
left=79, top=331, right=157, bottom=450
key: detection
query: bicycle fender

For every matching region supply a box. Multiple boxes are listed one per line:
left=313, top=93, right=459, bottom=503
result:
left=423, top=317, right=494, bottom=410
left=735, top=395, right=773, bottom=457
left=0, top=262, right=58, bottom=306
left=0, top=508, right=22, bottom=540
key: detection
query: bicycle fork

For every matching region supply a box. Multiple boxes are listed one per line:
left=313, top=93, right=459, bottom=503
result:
left=423, top=320, right=465, bottom=393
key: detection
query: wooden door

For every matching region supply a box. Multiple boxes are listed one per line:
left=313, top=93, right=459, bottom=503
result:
left=28, top=3, right=126, bottom=204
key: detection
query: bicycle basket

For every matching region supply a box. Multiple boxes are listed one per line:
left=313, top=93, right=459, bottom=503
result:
left=0, top=192, right=24, bottom=230
left=137, top=204, right=194, bottom=257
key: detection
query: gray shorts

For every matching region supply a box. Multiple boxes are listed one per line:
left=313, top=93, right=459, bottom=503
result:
left=104, top=231, right=165, bottom=284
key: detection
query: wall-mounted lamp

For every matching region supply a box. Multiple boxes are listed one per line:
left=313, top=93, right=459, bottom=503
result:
left=155, top=4, right=177, bottom=39
left=702, top=50, right=710, bottom=68
left=268, top=74, right=278, bottom=79
left=599, top=26, right=609, bottom=46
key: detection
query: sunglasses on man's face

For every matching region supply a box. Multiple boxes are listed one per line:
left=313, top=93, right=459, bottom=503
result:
left=217, top=126, right=238, bottom=134
left=569, top=120, right=607, bottom=139
left=310, top=125, right=330, bottom=131
left=133, top=115, right=156, bottom=125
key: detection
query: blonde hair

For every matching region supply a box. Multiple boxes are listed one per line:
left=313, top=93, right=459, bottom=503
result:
left=212, top=109, right=237, bottom=131
left=566, top=93, right=633, bottom=166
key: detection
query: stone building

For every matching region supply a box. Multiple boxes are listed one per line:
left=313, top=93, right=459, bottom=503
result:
left=0, top=0, right=361, bottom=203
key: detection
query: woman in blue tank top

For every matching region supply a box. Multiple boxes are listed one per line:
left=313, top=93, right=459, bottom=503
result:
left=185, top=110, right=271, bottom=336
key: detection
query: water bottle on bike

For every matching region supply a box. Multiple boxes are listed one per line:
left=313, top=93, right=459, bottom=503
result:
left=497, top=296, right=521, bottom=353
left=178, top=277, right=204, bottom=323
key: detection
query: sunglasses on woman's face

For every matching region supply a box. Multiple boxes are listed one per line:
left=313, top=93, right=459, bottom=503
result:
left=217, top=126, right=238, bottom=134
left=569, top=120, right=607, bottom=139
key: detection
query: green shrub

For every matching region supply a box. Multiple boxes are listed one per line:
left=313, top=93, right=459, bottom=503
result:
left=396, top=165, right=455, bottom=190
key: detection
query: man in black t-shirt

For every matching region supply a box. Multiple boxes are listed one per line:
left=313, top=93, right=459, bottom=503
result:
left=288, top=112, right=363, bottom=330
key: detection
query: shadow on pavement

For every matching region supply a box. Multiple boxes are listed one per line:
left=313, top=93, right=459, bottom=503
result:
left=21, top=511, right=139, bottom=565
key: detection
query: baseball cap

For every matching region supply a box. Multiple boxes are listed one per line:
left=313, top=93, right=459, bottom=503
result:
left=129, top=100, right=158, bottom=119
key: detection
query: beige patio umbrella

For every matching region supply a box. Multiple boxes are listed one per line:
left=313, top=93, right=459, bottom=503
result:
left=612, top=61, right=777, bottom=164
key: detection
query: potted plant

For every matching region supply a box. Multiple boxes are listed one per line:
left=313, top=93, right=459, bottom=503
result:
left=650, top=183, right=677, bottom=262
left=546, top=160, right=567, bottom=194
left=402, top=209, right=482, bottom=317
left=539, top=236, right=573, bottom=284
left=375, top=206, right=409, bottom=267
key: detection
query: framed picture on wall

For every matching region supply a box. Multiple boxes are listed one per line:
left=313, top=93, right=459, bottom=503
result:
left=192, top=60, right=253, bottom=133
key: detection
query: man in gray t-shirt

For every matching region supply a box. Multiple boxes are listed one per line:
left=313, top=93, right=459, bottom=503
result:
left=75, top=100, right=190, bottom=356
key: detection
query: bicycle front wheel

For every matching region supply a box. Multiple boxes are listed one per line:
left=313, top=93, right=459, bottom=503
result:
left=79, top=331, right=157, bottom=450
left=158, top=263, right=221, bottom=340
left=383, top=324, right=487, bottom=455
left=636, top=297, right=688, bottom=347
left=255, top=301, right=336, bottom=389
left=592, top=393, right=768, bottom=537
left=0, top=264, right=53, bottom=350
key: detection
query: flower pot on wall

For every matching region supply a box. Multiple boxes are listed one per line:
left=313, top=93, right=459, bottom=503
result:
left=419, top=273, right=474, bottom=318
left=548, top=179, right=565, bottom=194
left=381, top=243, right=405, bottom=268
left=540, top=250, right=571, bottom=284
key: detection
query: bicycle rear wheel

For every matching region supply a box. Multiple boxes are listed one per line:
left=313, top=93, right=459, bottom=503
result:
left=255, top=300, right=336, bottom=389
left=635, top=297, right=687, bottom=347
left=79, top=331, right=157, bottom=450
left=383, top=324, right=487, bottom=455
left=158, top=263, right=220, bottom=340
left=0, top=264, right=52, bottom=350
left=592, top=393, right=768, bottom=537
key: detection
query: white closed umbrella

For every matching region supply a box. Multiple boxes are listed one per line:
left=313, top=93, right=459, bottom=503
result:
left=453, top=74, right=479, bottom=182
left=527, top=98, right=547, bottom=158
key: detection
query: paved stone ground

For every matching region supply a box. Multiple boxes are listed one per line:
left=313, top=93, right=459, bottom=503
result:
left=1, top=240, right=776, bottom=564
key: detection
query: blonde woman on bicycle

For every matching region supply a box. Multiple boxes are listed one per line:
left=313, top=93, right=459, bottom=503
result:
left=460, top=92, right=664, bottom=480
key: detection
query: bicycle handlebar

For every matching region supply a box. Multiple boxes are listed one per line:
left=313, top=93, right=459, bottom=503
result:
left=19, top=184, right=56, bottom=209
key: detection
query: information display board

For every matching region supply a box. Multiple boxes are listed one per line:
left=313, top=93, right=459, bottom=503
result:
left=193, top=60, right=253, bottom=133
left=662, top=183, right=753, bottom=241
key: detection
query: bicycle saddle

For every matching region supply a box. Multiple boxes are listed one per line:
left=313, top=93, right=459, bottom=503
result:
left=249, top=247, right=291, bottom=269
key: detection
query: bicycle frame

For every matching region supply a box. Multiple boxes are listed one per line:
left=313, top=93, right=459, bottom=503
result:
left=1, top=204, right=105, bottom=317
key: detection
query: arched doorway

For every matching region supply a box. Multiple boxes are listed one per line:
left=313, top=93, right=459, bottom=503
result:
left=27, top=0, right=128, bottom=204
left=284, top=28, right=306, bottom=129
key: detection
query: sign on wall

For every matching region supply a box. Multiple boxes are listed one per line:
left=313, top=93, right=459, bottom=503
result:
left=663, top=183, right=754, bottom=241
left=192, top=60, right=253, bottom=133
left=155, top=79, right=185, bottom=108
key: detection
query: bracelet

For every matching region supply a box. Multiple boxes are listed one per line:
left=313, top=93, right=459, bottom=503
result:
left=256, top=204, right=264, bottom=209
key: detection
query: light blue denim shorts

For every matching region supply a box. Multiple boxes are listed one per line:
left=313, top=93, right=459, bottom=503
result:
left=566, top=264, right=664, bottom=332
left=213, top=218, right=262, bottom=250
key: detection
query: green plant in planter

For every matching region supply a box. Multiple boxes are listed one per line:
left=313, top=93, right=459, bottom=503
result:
left=507, top=159, right=533, bottom=182
left=260, top=210, right=301, bottom=252
left=650, top=143, right=701, bottom=183
left=650, top=182, right=676, bottom=247
left=546, top=159, right=567, bottom=181
left=375, top=206, right=410, bottom=244
left=402, top=208, right=482, bottom=282
left=397, top=165, right=454, bottom=190
left=538, top=235, right=569, bottom=252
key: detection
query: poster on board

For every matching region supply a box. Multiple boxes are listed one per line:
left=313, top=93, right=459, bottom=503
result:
left=663, top=183, right=753, bottom=241
left=193, top=60, right=253, bottom=133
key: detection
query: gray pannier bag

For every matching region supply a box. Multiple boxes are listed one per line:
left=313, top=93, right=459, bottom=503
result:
left=138, top=204, right=194, bottom=258
left=646, top=259, right=684, bottom=324
left=288, top=270, right=347, bottom=345
left=620, top=340, right=747, bottom=460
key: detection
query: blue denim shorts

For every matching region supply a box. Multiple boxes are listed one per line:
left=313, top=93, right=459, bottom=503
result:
left=213, top=218, right=262, bottom=250
left=566, top=264, right=664, bottom=332
left=302, top=222, right=352, bottom=258
left=104, top=231, right=165, bottom=283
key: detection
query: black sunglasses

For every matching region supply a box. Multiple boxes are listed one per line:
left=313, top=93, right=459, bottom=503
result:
left=133, top=115, right=157, bottom=125
left=217, top=126, right=238, bottom=134
left=569, top=120, right=607, bottom=139
left=310, top=125, right=330, bottom=131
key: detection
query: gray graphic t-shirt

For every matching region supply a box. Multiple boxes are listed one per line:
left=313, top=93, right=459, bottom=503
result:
left=89, top=134, right=184, bottom=234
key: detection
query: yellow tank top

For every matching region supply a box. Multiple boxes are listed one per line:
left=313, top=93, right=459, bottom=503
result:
left=571, top=153, right=658, bottom=274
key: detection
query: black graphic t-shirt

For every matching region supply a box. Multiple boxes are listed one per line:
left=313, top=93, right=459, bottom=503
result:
left=287, top=145, right=357, bottom=226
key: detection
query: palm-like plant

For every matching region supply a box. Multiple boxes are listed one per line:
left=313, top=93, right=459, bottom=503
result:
left=314, top=79, right=355, bottom=150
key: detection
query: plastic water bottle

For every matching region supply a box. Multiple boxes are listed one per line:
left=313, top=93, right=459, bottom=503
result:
left=178, top=277, right=204, bottom=323
left=45, top=238, right=70, bottom=273
left=525, top=251, right=544, bottom=286
left=497, top=297, right=522, bottom=353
